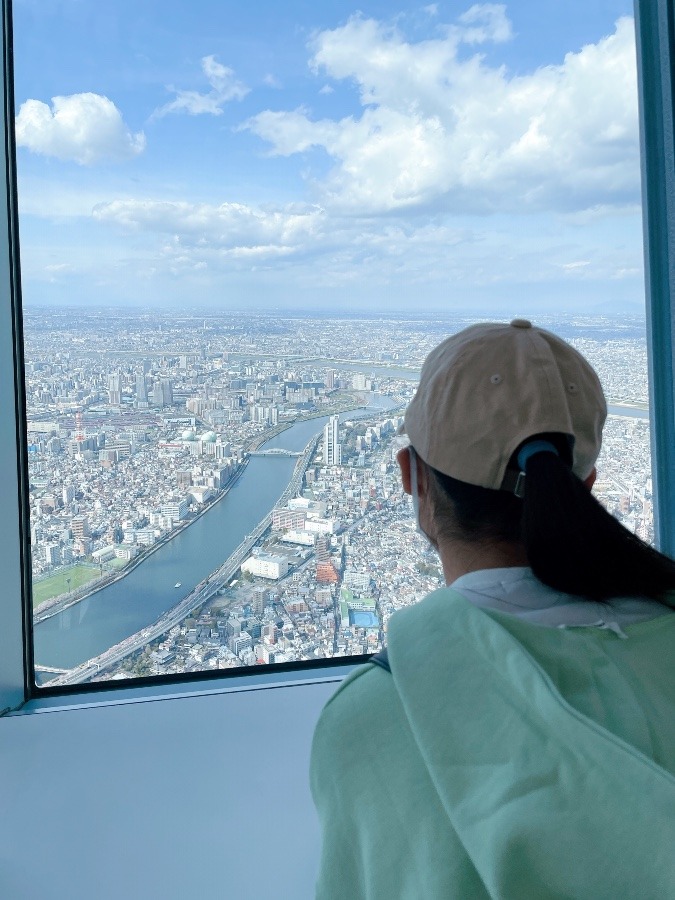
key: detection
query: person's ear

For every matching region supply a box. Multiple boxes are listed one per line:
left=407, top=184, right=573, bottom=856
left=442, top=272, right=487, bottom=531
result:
left=397, top=447, right=412, bottom=495
left=583, top=467, right=597, bottom=491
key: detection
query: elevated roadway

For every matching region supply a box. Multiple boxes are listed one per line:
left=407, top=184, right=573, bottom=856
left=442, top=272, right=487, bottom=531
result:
left=50, top=435, right=320, bottom=686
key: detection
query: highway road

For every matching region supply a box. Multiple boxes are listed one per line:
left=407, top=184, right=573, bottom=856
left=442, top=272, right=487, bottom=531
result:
left=50, top=435, right=320, bottom=687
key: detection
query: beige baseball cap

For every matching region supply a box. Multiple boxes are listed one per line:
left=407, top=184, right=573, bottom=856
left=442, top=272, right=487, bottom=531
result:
left=403, top=319, right=607, bottom=490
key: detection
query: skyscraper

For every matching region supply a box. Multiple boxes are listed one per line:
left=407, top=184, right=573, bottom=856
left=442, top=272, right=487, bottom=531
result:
left=152, top=377, right=173, bottom=407
left=252, top=586, right=268, bottom=616
left=316, top=536, right=339, bottom=584
left=135, top=371, right=148, bottom=406
left=107, top=373, right=122, bottom=406
left=161, top=378, right=173, bottom=406
left=323, top=415, right=341, bottom=466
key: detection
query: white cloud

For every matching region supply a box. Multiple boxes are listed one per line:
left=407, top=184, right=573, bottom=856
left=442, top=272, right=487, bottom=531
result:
left=154, top=55, right=249, bottom=117
left=93, top=199, right=325, bottom=257
left=560, top=260, right=591, bottom=270
left=25, top=188, right=637, bottom=310
left=17, top=173, right=142, bottom=218
left=456, top=3, right=513, bottom=45
left=44, top=263, right=73, bottom=274
left=87, top=194, right=489, bottom=289
left=15, top=93, right=145, bottom=165
left=238, top=108, right=341, bottom=155
left=612, top=266, right=641, bottom=279
left=24, top=8, right=641, bottom=308
left=243, top=11, right=639, bottom=215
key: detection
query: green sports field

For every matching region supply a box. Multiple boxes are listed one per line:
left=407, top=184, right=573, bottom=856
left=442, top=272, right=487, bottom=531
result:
left=32, top=565, right=101, bottom=608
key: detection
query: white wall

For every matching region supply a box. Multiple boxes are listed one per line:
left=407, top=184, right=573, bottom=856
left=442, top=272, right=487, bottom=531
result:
left=0, top=678, right=340, bottom=899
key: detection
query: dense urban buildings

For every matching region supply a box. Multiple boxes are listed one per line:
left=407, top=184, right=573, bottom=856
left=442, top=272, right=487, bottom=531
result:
left=25, top=309, right=652, bottom=684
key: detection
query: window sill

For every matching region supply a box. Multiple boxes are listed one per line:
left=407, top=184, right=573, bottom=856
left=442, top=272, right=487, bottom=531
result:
left=0, top=666, right=350, bottom=899
left=16, top=662, right=354, bottom=716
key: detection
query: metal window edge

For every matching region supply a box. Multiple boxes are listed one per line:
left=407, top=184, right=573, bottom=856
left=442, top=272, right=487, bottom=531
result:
left=5, top=665, right=355, bottom=717
left=634, top=0, right=675, bottom=557
left=0, top=0, right=32, bottom=712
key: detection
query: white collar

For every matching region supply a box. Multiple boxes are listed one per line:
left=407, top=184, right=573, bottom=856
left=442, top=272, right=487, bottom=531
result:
left=449, top=566, right=671, bottom=631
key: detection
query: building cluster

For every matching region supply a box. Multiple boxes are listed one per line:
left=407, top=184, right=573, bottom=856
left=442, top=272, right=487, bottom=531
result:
left=594, top=415, right=654, bottom=542
left=105, top=382, right=653, bottom=681
left=24, top=312, right=407, bottom=594
left=28, top=422, right=240, bottom=580
left=23, top=310, right=655, bottom=677
left=107, top=417, right=436, bottom=679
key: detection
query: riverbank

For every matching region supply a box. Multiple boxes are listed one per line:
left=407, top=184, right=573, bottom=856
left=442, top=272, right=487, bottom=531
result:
left=32, top=394, right=378, bottom=626
left=46, top=431, right=323, bottom=685
left=34, top=396, right=399, bottom=672
left=228, top=350, right=421, bottom=374
left=33, top=458, right=250, bottom=624
left=608, top=401, right=649, bottom=413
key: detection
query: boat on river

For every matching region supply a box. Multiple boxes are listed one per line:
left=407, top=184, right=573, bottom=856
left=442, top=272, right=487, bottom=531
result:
left=174, top=582, right=182, bottom=589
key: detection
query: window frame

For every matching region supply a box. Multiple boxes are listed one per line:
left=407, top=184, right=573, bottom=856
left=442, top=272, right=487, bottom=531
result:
left=0, top=0, right=32, bottom=714
left=1, top=0, right=674, bottom=711
left=635, top=0, right=675, bottom=558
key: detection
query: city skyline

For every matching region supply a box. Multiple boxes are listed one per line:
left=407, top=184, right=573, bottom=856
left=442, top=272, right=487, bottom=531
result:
left=13, top=0, right=642, bottom=313
left=25, top=308, right=652, bottom=683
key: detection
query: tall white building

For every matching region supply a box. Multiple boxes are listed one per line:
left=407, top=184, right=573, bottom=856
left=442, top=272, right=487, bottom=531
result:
left=135, top=371, right=148, bottom=406
left=323, top=415, right=341, bottom=466
left=107, top=373, right=122, bottom=406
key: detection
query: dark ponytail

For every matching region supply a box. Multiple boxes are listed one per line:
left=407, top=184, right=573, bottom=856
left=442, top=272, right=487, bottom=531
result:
left=429, top=441, right=675, bottom=605
left=521, top=452, right=675, bottom=602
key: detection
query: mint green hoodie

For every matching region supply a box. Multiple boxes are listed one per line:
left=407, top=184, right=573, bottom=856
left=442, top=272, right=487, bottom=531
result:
left=311, top=588, right=675, bottom=899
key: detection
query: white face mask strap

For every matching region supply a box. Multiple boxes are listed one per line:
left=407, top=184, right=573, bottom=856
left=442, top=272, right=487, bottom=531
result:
left=409, top=446, right=423, bottom=533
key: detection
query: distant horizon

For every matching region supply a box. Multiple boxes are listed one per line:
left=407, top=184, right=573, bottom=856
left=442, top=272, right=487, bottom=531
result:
left=22, top=302, right=647, bottom=321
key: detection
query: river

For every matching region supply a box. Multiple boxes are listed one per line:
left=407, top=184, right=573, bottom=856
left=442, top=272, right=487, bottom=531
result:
left=34, top=398, right=394, bottom=671
left=33, top=387, right=645, bottom=672
left=299, top=361, right=650, bottom=420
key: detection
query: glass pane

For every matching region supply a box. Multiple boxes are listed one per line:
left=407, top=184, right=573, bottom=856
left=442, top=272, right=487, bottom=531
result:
left=14, top=0, right=646, bottom=687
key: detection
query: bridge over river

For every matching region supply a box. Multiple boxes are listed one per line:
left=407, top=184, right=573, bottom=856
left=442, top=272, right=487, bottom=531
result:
left=248, top=448, right=302, bottom=458
left=36, top=394, right=399, bottom=681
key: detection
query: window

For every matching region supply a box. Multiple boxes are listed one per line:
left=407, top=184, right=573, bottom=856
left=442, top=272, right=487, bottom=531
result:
left=0, top=0, right=672, bottom=702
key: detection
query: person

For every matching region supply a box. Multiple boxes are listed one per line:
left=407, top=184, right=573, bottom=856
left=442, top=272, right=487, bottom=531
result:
left=310, top=320, right=675, bottom=899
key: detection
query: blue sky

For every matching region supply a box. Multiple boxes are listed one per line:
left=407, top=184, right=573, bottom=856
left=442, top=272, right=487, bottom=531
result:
left=13, top=0, right=641, bottom=313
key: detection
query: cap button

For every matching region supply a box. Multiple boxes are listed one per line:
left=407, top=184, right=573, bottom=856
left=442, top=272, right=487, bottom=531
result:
left=510, top=318, right=532, bottom=329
